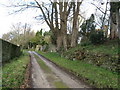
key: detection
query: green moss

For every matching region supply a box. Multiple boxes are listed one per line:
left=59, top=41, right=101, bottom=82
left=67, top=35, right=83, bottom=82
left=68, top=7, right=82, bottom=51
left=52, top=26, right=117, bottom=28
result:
left=54, top=81, right=68, bottom=88
left=34, top=54, right=69, bottom=88
left=34, top=54, right=52, bottom=73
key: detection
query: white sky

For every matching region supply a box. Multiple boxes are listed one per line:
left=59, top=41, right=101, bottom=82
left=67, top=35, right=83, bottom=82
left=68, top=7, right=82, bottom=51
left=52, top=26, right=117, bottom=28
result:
left=0, top=0, right=107, bottom=38
left=0, top=0, right=49, bottom=38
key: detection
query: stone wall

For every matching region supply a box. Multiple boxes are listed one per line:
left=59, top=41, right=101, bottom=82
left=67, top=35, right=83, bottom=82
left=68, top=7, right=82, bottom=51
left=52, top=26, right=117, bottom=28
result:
left=0, top=39, right=21, bottom=63
left=0, top=39, right=1, bottom=64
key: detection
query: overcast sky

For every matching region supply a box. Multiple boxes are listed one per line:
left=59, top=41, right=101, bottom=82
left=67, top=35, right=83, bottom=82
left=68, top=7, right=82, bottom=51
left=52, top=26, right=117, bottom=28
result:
left=0, top=0, right=104, bottom=38
left=0, top=0, right=50, bottom=38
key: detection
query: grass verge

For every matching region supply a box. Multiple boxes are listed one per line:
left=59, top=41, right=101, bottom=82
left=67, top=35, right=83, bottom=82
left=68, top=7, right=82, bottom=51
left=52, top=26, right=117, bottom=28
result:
left=2, top=51, right=29, bottom=88
left=37, top=51, right=119, bottom=88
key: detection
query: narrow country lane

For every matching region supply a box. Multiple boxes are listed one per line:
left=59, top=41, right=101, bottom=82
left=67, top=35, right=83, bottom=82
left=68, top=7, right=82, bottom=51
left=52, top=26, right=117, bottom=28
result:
left=28, top=51, right=90, bottom=88
left=28, top=51, right=50, bottom=88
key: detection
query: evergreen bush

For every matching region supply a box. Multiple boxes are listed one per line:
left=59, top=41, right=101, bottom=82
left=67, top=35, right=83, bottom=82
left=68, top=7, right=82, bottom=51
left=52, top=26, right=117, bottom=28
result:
left=89, top=30, right=106, bottom=44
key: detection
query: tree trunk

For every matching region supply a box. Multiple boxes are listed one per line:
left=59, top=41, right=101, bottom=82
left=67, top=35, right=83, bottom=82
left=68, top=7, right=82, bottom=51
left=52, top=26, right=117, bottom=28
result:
left=110, top=12, right=117, bottom=39
left=109, top=2, right=118, bottom=39
left=103, top=25, right=108, bottom=38
left=116, top=8, right=120, bottom=39
left=62, top=2, right=68, bottom=51
left=71, top=2, right=81, bottom=47
left=59, top=2, right=68, bottom=51
left=71, top=27, right=78, bottom=47
left=56, top=30, right=62, bottom=51
left=62, top=26, right=67, bottom=51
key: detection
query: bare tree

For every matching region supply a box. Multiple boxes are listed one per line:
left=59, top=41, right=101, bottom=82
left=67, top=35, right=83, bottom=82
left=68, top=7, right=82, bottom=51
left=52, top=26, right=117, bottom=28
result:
left=2, top=23, right=35, bottom=47
left=8, top=0, right=84, bottom=50
left=91, top=0, right=110, bottom=38
left=71, top=0, right=83, bottom=47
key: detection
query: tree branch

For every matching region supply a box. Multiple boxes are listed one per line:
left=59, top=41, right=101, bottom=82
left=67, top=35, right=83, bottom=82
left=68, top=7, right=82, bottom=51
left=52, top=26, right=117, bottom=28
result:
left=34, top=0, right=51, bottom=27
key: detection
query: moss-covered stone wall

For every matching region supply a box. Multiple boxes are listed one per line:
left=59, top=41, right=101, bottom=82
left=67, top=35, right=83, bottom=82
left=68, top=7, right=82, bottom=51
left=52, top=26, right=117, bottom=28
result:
left=0, top=39, right=21, bottom=63
left=0, top=39, right=2, bottom=64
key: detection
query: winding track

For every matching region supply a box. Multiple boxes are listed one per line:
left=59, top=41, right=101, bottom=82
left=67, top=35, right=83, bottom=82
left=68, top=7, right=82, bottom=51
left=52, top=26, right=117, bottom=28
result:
left=28, top=51, right=90, bottom=88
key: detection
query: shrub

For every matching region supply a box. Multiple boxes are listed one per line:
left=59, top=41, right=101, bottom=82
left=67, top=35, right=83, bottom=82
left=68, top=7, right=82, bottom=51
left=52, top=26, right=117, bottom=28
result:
left=89, top=30, right=106, bottom=44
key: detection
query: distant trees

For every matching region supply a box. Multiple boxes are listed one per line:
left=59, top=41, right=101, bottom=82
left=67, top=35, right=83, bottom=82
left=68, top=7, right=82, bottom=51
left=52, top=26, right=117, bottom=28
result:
left=90, top=0, right=110, bottom=40
left=30, top=29, right=46, bottom=47
left=2, top=22, right=35, bottom=48
left=30, top=29, right=51, bottom=51
left=80, top=14, right=106, bottom=45
left=80, top=14, right=96, bottom=41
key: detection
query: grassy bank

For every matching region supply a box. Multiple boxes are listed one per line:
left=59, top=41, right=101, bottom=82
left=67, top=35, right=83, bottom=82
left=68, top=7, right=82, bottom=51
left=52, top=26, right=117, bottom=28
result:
left=62, top=40, right=118, bottom=72
left=2, top=51, right=29, bottom=88
left=37, top=51, right=118, bottom=88
left=74, top=39, right=118, bottom=55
